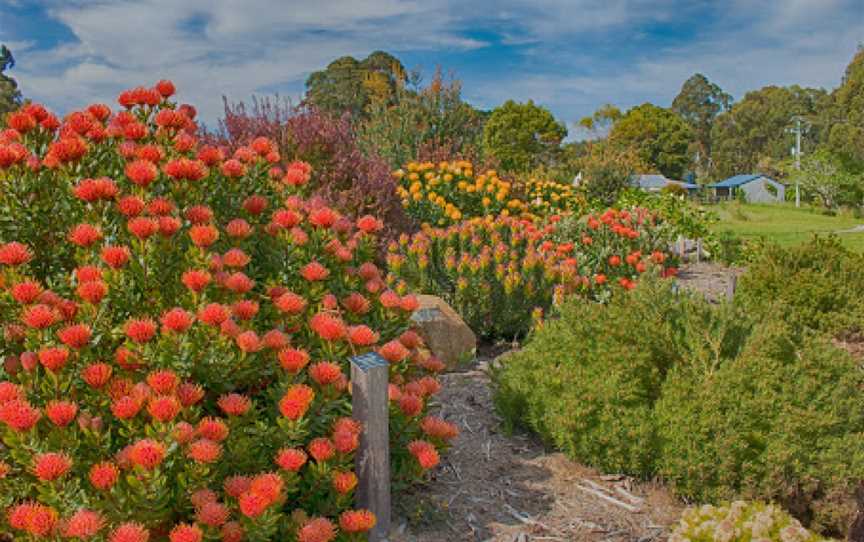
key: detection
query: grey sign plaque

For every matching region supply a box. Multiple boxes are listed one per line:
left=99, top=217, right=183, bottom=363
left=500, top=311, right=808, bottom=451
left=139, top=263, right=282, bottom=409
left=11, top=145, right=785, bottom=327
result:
left=350, top=351, right=389, bottom=372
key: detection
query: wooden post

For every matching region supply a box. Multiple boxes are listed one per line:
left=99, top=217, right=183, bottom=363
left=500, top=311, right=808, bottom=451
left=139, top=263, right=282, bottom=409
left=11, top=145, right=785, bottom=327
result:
left=696, top=239, right=702, bottom=263
left=726, top=274, right=737, bottom=301
left=351, top=352, right=391, bottom=542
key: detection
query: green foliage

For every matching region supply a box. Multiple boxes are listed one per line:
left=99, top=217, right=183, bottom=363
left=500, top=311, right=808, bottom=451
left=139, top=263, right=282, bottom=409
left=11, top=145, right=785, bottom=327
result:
left=828, top=47, right=864, bottom=168
left=711, top=85, right=830, bottom=179
left=493, top=274, right=864, bottom=535
left=672, top=73, right=732, bottom=176
left=670, top=501, right=830, bottom=542
left=784, top=148, right=862, bottom=209
left=609, top=103, right=693, bottom=179
left=0, top=45, right=22, bottom=119
left=735, top=236, right=864, bottom=336
left=482, top=100, right=567, bottom=174
left=656, top=320, right=864, bottom=534
left=576, top=142, right=644, bottom=207
left=615, top=188, right=717, bottom=243
left=358, top=69, right=487, bottom=169
left=304, top=51, right=406, bottom=120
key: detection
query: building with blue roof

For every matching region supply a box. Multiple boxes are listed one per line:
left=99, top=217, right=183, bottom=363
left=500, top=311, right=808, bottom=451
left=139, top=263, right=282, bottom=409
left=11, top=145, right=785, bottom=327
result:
left=709, top=174, right=785, bottom=203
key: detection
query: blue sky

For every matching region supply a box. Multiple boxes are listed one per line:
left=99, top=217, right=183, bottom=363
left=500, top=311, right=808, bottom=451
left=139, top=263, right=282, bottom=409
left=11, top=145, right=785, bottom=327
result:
left=1, top=0, right=861, bottom=135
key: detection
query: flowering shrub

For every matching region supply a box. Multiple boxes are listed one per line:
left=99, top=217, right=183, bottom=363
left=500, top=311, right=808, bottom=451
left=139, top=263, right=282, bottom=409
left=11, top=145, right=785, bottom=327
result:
left=670, top=501, right=828, bottom=542
left=387, top=207, right=677, bottom=338
left=520, top=177, right=583, bottom=216
left=0, top=82, right=456, bottom=541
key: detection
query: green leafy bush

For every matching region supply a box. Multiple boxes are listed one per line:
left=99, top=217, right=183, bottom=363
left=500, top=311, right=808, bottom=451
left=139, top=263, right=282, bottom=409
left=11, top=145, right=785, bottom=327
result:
left=492, top=277, right=864, bottom=535
left=736, top=236, right=864, bottom=336
left=670, top=501, right=830, bottom=542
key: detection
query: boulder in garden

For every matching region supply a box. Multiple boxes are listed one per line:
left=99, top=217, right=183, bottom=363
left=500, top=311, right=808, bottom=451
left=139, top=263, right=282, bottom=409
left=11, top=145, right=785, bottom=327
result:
left=411, top=295, right=476, bottom=367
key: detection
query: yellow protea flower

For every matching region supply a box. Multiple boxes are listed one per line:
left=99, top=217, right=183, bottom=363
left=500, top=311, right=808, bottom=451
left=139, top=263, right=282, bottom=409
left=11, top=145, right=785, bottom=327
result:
left=427, top=192, right=437, bottom=202
left=466, top=186, right=476, bottom=193
left=393, top=169, right=405, bottom=179
left=443, top=173, right=453, bottom=182
left=424, top=171, right=435, bottom=181
left=407, top=162, right=419, bottom=172
left=408, top=172, right=419, bottom=181
left=412, top=192, right=422, bottom=201
left=409, top=182, right=421, bottom=193
left=450, top=210, right=462, bottom=221
left=482, top=197, right=491, bottom=207
left=457, top=181, right=467, bottom=191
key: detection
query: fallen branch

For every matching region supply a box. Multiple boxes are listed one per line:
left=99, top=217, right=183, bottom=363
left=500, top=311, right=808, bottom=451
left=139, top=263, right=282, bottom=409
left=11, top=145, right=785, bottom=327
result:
left=576, top=484, right=641, bottom=512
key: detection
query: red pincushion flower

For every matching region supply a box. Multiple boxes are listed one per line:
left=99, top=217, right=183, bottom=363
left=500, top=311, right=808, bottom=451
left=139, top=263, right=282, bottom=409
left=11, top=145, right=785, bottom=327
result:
left=161, top=308, right=193, bottom=333
left=45, top=400, right=78, bottom=427
left=242, top=195, right=268, bottom=215
left=33, top=452, right=72, bottom=481
left=146, top=370, right=179, bottom=394
left=189, top=224, right=219, bottom=248
left=275, top=448, right=307, bottom=472
left=278, top=348, right=310, bottom=373
left=379, top=290, right=401, bottom=309
left=117, top=195, right=145, bottom=217
left=332, top=470, right=358, bottom=494
left=0, top=399, right=41, bottom=431
left=407, top=440, right=440, bottom=469
left=64, top=509, right=105, bottom=538
left=309, top=362, right=342, bottom=386
left=308, top=207, right=339, bottom=228
left=333, top=429, right=359, bottom=454
left=297, top=518, right=336, bottom=542
left=233, top=146, right=256, bottom=163
left=123, top=122, right=148, bottom=140
left=89, top=461, right=119, bottom=490
left=249, top=472, right=284, bottom=503
left=400, top=294, right=419, bottom=312
left=379, top=340, right=409, bottom=363
left=69, top=223, right=103, bottom=247
left=77, top=280, right=108, bottom=304
left=101, top=245, right=131, bottom=269
left=301, top=261, right=329, bottom=282
left=348, top=325, right=379, bottom=346
left=197, top=145, right=224, bottom=165
left=196, top=417, right=229, bottom=441
left=22, top=304, right=56, bottom=329
left=235, top=330, right=262, bottom=353
left=181, top=269, right=211, bottom=292
left=125, top=318, right=157, bottom=343
left=309, top=313, right=346, bottom=341
left=145, top=197, right=174, bottom=217
left=111, top=396, right=142, bottom=420
left=164, top=158, right=208, bottom=181
left=342, top=293, right=371, bottom=314
left=261, top=329, right=288, bottom=349
left=11, top=281, right=43, bottom=304
left=250, top=136, right=273, bottom=156
left=282, top=163, right=312, bottom=187
left=357, top=215, right=382, bottom=233
left=398, top=394, right=424, bottom=417
left=272, top=209, right=302, bottom=229
left=238, top=491, right=269, bottom=518
left=218, top=393, right=251, bottom=416
left=190, top=488, right=218, bottom=508
left=279, top=384, right=314, bottom=420
left=155, top=109, right=187, bottom=130
left=340, top=510, right=376, bottom=533
left=187, top=439, right=222, bottom=464
left=274, top=291, right=307, bottom=314
left=224, top=475, right=252, bottom=498
left=421, top=416, right=459, bottom=440
left=125, top=159, right=158, bottom=187
left=221, top=522, right=243, bottom=542
left=155, top=79, right=175, bottom=97
left=87, top=103, right=111, bottom=120
left=129, top=439, right=166, bottom=470
left=225, top=218, right=252, bottom=239
left=608, top=255, right=622, bottom=267
left=38, top=346, right=69, bottom=371
left=108, top=522, right=149, bottom=542
left=177, top=382, right=205, bottom=406
left=198, top=303, right=229, bottom=326
left=127, top=217, right=159, bottom=239
left=7, top=111, right=37, bottom=133
left=224, top=272, right=254, bottom=294
left=7, top=502, right=58, bottom=536
left=307, top=437, right=335, bottom=463
left=399, top=330, right=422, bottom=349
left=231, top=299, right=259, bottom=321
left=158, top=216, right=181, bottom=236
left=196, top=502, right=229, bottom=528
left=419, top=376, right=442, bottom=395
left=0, top=381, right=23, bottom=403
left=57, top=323, right=92, bottom=349
left=0, top=241, right=32, bottom=266
left=83, top=363, right=113, bottom=388
left=220, top=158, right=245, bottom=177
left=222, top=248, right=250, bottom=268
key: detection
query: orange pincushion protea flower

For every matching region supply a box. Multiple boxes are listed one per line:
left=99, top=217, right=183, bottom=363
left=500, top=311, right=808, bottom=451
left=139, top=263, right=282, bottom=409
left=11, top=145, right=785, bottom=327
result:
left=407, top=440, right=440, bottom=470
left=217, top=393, right=251, bottom=416
left=275, top=448, right=308, bottom=472
left=108, top=522, right=150, bottom=542
left=278, top=348, right=310, bottom=373
left=89, top=461, right=119, bottom=490
left=7, top=502, right=59, bottom=536
left=309, top=313, right=346, bottom=341
left=124, top=318, right=157, bottom=343
left=279, top=384, right=315, bottom=420
left=331, top=470, right=358, bottom=494
left=339, top=509, right=376, bottom=533
left=64, top=509, right=106, bottom=539
left=22, top=304, right=57, bottom=329
left=57, top=323, right=92, bottom=349
left=309, top=362, right=342, bottom=386
left=128, top=439, right=166, bottom=470
left=187, top=439, right=222, bottom=464
left=196, top=501, right=229, bottom=527
left=297, top=517, right=336, bottom=542
left=307, top=437, right=335, bottom=463
left=33, top=452, right=73, bottom=481
left=68, top=223, right=103, bottom=247
left=101, top=245, right=131, bottom=268
left=45, top=400, right=78, bottom=427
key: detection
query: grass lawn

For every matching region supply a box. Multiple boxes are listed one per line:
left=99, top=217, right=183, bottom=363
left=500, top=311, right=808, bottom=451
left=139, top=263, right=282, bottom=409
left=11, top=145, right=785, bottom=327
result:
left=711, top=202, right=864, bottom=251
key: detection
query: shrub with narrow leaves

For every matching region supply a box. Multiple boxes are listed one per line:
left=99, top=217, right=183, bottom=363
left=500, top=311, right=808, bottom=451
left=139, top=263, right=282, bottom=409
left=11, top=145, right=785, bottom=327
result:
left=670, top=501, right=829, bottom=542
left=0, top=82, right=456, bottom=541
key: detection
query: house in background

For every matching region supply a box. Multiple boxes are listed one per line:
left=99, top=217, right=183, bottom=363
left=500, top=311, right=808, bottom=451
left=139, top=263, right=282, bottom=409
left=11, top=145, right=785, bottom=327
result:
left=631, top=174, right=699, bottom=194
left=709, top=174, right=785, bottom=203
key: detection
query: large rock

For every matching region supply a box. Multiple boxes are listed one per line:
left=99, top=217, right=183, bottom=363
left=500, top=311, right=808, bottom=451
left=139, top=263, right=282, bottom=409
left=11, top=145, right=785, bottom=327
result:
left=411, top=295, right=476, bottom=367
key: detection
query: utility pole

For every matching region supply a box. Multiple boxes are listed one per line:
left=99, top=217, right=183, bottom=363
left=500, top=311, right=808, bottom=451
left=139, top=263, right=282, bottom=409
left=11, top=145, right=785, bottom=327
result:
left=788, top=116, right=806, bottom=208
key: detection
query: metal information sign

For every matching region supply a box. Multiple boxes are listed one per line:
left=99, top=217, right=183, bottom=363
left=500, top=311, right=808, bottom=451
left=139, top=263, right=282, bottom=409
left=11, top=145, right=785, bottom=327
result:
left=350, top=351, right=389, bottom=373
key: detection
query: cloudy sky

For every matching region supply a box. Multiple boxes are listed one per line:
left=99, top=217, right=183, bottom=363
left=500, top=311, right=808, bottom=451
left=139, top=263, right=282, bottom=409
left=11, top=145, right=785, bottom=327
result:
left=1, top=0, right=861, bottom=133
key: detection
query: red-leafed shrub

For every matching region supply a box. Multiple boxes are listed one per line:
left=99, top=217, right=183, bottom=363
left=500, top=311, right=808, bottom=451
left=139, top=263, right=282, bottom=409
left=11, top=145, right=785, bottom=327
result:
left=212, top=96, right=412, bottom=237
left=0, top=82, right=456, bottom=541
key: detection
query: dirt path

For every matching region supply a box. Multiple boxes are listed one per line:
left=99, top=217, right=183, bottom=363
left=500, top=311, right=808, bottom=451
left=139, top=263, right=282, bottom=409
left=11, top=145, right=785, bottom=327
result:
left=391, top=359, right=683, bottom=542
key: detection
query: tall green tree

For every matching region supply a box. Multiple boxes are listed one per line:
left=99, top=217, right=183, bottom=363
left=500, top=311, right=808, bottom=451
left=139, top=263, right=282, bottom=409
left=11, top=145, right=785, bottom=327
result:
left=827, top=47, right=864, bottom=169
left=305, top=51, right=406, bottom=120
left=671, top=73, right=732, bottom=176
left=710, top=85, right=830, bottom=179
left=0, top=45, right=22, bottom=119
left=786, top=149, right=861, bottom=209
left=358, top=68, right=487, bottom=168
left=608, top=103, right=693, bottom=179
left=482, top=99, right=567, bottom=174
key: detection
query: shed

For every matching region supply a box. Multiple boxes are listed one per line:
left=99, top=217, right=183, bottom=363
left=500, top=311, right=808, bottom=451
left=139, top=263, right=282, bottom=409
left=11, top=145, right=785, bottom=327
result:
left=709, top=174, right=785, bottom=203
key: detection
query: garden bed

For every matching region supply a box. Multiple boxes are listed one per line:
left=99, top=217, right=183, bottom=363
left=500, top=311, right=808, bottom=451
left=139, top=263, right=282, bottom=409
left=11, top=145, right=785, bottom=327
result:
left=392, top=354, right=683, bottom=541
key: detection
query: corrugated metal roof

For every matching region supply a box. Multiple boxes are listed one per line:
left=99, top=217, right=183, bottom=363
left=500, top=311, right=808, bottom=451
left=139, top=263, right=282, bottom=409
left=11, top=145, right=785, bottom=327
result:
left=631, top=174, right=698, bottom=190
left=709, top=174, right=763, bottom=188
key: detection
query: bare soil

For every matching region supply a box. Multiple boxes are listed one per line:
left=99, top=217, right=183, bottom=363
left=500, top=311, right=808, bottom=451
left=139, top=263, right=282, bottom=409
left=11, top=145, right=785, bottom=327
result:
left=391, top=359, right=684, bottom=542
